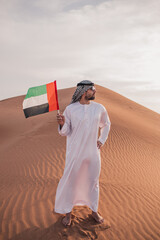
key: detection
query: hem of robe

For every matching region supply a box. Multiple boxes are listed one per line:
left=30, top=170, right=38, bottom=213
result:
left=54, top=201, right=98, bottom=214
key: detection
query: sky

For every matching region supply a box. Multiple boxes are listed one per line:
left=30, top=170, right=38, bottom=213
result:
left=0, top=0, right=160, bottom=113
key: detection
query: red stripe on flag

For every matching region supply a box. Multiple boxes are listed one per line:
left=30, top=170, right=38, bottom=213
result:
left=46, top=81, right=59, bottom=112
left=54, top=81, right=59, bottom=110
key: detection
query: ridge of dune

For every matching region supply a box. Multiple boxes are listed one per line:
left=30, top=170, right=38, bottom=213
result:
left=0, top=85, right=160, bottom=240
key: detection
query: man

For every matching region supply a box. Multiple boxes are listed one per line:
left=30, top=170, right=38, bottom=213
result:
left=54, top=80, right=111, bottom=226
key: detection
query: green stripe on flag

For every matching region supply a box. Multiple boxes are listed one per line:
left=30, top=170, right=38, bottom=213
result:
left=25, top=84, right=47, bottom=99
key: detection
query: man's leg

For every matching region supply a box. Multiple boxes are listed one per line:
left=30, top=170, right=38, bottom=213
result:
left=62, top=212, right=72, bottom=226
left=91, top=211, right=104, bottom=223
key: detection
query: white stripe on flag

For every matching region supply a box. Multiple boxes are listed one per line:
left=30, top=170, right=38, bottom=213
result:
left=23, top=93, right=48, bottom=109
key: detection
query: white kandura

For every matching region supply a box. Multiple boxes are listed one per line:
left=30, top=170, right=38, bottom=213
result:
left=54, top=101, right=111, bottom=214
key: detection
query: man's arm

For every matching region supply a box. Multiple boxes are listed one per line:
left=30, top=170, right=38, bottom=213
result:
left=98, top=107, right=111, bottom=146
left=57, top=113, right=65, bottom=130
left=56, top=108, right=72, bottom=136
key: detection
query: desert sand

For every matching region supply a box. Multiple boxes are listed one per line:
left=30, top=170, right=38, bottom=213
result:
left=0, top=85, right=160, bottom=240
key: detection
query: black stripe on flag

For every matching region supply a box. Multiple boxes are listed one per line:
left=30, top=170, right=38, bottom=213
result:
left=23, top=103, right=49, bottom=118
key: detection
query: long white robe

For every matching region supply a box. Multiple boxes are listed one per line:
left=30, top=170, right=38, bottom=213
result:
left=54, top=101, right=111, bottom=214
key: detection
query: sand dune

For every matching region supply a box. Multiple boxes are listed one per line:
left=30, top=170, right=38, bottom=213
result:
left=0, top=85, right=160, bottom=240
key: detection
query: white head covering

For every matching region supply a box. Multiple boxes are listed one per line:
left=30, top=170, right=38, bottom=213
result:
left=70, top=80, right=94, bottom=104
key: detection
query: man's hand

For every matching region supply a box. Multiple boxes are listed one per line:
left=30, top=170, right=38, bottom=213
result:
left=57, top=113, right=65, bottom=128
left=97, top=140, right=103, bottom=149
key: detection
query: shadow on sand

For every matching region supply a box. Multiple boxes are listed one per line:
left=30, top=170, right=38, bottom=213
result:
left=9, top=214, right=110, bottom=240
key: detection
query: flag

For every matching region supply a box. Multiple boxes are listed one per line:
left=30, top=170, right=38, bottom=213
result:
left=23, top=81, right=59, bottom=118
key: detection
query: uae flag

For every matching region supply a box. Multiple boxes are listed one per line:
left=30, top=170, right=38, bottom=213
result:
left=23, top=81, right=59, bottom=118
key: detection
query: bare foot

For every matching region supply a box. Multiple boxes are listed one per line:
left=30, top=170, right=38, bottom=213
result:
left=92, top=211, right=104, bottom=224
left=62, top=212, right=72, bottom=226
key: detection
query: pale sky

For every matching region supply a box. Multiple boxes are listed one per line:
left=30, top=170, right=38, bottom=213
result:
left=0, top=0, right=160, bottom=113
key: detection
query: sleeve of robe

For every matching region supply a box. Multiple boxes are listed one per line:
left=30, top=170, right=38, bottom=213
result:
left=98, top=106, right=111, bottom=145
left=58, top=107, right=72, bottom=136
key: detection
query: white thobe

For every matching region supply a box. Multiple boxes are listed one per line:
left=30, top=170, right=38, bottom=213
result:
left=54, top=101, right=111, bottom=214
